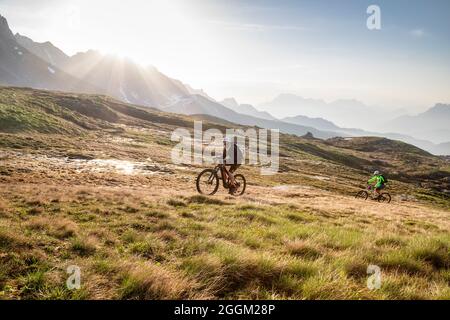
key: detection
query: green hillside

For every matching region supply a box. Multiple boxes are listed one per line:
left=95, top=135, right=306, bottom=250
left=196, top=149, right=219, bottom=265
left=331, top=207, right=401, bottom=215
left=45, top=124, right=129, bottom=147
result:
left=0, top=86, right=449, bottom=300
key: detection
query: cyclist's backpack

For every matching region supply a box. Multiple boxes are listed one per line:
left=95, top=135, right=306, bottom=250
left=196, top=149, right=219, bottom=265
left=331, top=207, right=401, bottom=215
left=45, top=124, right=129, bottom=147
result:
left=380, top=174, right=388, bottom=184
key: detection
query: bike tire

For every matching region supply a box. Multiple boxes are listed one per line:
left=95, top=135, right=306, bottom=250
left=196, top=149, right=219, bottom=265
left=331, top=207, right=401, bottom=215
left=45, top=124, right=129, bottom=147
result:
left=196, top=169, right=219, bottom=195
left=355, top=190, right=368, bottom=200
left=378, top=192, right=391, bottom=203
left=232, top=174, right=247, bottom=196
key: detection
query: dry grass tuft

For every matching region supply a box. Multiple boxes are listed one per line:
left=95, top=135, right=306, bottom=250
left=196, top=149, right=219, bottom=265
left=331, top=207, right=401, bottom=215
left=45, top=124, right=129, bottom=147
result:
left=187, top=195, right=226, bottom=205
left=375, top=237, right=406, bottom=248
left=377, top=253, right=424, bottom=275
left=286, top=240, right=323, bottom=260
left=70, top=237, right=97, bottom=256
left=145, top=210, right=169, bottom=219
left=167, top=198, right=187, bottom=207
left=343, top=261, right=368, bottom=279
left=128, top=238, right=166, bottom=261
left=0, top=227, right=28, bottom=249
left=52, top=220, right=78, bottom=239
left=27, top=207, right=43, bottom=215
left=411, top=240, right=450, bottom=270
left=27, top=217, right=78, bottom=239
left=119, top=262, right=207, bottom=299
left=0, top=199, right=9, bottom=216
left=195, top=244, right=316, bottom=297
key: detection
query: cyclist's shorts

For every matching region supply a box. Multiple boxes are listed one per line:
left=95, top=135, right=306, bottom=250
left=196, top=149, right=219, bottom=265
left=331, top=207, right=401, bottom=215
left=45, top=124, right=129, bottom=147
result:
left=228, top=163, right=241, bottom=173
left=375, top=183, right=385, bottom=190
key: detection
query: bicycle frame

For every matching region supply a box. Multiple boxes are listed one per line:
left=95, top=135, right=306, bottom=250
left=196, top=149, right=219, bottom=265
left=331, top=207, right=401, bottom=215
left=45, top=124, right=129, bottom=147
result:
left=212, top=164, right=230, bottom=188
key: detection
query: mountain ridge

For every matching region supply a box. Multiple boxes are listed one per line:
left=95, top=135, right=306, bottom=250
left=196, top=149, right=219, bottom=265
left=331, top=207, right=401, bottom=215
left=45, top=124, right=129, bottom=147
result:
left=283, top=112, right=450, bottom=155
left=382, top=103, right=450, bottom=144
left=15, top=33, right=69, bottom=67
left=1, top=13, right=448, bottom=154
left=164, top=94, right=342, bottom=139
left=258, top=93, right=405, bottom=130
left=221, top=98, right=276, bottom=120
left=0, top=14, right=100, bottom=94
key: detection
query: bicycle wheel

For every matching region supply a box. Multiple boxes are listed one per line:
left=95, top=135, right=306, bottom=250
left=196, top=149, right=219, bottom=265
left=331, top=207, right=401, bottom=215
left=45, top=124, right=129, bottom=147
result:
left=196, top=169, right=219, bottom=195
left=378, top=192, right=391, bottom=203
left=232, top=174, right=246, bottom=196
left=355, top=190, right=368, bottom=200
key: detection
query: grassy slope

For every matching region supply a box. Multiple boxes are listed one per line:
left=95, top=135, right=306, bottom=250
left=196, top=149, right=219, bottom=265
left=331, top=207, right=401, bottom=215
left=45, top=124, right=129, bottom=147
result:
left=0, top=86, right=449, bottom=300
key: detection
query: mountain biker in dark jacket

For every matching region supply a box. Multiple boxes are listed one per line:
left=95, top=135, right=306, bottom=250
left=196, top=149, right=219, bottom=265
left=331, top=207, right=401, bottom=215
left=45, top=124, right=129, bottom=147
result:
left=222, top=137, right=243, bottom=194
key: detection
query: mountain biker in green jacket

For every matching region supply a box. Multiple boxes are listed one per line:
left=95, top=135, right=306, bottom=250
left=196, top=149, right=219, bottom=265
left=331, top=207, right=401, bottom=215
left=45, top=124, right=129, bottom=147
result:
left=368, top=170, right=386, bottom=197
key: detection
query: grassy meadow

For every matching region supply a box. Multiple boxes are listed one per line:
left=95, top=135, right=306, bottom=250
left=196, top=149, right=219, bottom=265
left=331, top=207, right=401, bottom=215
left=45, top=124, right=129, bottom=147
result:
left=0, top=87, right=449, bottom=300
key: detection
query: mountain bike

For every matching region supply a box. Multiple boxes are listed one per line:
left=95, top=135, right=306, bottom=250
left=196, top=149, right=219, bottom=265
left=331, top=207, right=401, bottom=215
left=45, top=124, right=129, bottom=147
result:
left=355, top=185, right=391, bottom=203
left=196, top=163, right=246, bottom=196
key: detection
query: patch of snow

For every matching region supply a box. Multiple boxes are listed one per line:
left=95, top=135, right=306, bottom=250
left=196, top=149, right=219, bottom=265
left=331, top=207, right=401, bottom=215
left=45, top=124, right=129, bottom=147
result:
left=167, top=95, right=194, bottom=107
left=44, top=49, right=55, bottom=65
left=17, top=51, right=23, bottom=55
left=47, top=66, right=56, bottom=74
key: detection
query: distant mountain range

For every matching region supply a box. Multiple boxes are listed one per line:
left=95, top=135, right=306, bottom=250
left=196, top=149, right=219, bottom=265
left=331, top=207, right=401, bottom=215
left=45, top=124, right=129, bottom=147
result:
left=164, top=94, right=339, bottom=139
left=0, top=13, right=345, bottom=140
left=282, top=113, right=450, bottom=155
left=0, top=15, right=98, bottom=94
left=12, top=33, right=190, bottom=108
left=283, top=115, right=340, bottom=131
left=220, top=98, right=276, bottom=120
left=262, top=94, right=449, bottom=149
left=258, top=93, right=406, bottom=130
left=0, top=13, right=449, bottom=155
left=381, top=103, right=450, bottom=144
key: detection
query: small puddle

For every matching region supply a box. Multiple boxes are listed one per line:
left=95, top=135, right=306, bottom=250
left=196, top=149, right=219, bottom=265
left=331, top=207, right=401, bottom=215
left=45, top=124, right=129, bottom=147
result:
left=311, top=175, right=330, bottom=181
left=3, top=152, right=174, bottom=176
left=67, top=158, right=174, bottom=175
left=273, top=185, right=300, bottom=191
left=272, top=184, right=315, bottom=191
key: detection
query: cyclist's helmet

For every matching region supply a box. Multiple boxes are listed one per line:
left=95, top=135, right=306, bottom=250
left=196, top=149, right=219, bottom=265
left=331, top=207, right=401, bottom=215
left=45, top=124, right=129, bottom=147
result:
left=373, top=170, right=380, bottom=175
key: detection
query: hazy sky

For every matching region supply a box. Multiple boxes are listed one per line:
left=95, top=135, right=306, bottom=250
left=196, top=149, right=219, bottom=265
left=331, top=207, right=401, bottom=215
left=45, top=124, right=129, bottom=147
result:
left=1, top=0, right=450, bottom=111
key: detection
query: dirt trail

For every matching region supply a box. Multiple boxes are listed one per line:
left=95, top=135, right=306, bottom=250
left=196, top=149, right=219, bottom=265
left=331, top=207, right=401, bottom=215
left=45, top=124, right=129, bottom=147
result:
left=206, top=183, right=449, bottom=230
